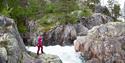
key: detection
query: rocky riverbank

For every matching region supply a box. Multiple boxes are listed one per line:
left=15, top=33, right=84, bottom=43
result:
left=74, top=22, right=125, bottom=63
left=0, top=16, right=62, bottom=63
left=43, top=13, right=113, bottom=46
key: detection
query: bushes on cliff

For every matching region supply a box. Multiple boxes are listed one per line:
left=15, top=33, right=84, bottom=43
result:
left=0, top=0, right=93, bottom=32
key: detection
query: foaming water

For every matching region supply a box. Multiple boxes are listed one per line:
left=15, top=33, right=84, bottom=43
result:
left=26, top=45, right=83, bottom=63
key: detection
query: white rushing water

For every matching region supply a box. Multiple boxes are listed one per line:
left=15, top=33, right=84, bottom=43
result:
left=26, top=45, right=83, bottom=63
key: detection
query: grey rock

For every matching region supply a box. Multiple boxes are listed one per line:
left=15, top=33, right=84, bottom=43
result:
left=0, top=16, right=13, bottom=27
left=95, top=4, right=111, bottom=16
left=80, top=13, right=113, bottom=29
left=74, top=23, right=88, bottom=36
left=0, top=16, right=62, bottom=63
left=44, top=24, right=77, bottom=46
left=38, top=54, right=62, bottom=63
left=74, top=22, right=125, bottom=63
left=0, top=47, right=7, bottom=60
left=0, top=47, right=7, bottom=63
left=44, top=13, right=113, bottom=46
left=0, top=16, right=24, bottom=63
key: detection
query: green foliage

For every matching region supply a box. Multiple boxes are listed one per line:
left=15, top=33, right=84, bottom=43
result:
left=84, top=0, right=100, bottom=12
left=107, top=0, right=120, bottom=21
left=38, top=14, right=56, bottom=32
left=0, top=0, right=93, bottom=32
left=87, top=0, right=100, bottom=4
left=81, top=7, right=92, bottom=17
left=88, top=4, right=95, bottom=12
left=113, top=4, right=120, bottom=18
left=56, top=0, right=79, bottom=13
left=44, top=3, right=56, bottom=13
left=1, top=7, right=13, bottom=16
left=28, top=0, right=46, bottom=19
left=107, top=0, right=114, bottom=16
left=102, top=7, right=111, bottom=16
left=58, top=14, right=78, bottom=25
left=37, top=0, right=80, bottom=31
left=17, top=21, right=27, bottom=33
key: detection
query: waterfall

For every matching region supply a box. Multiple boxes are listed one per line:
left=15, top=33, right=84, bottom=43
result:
left=26, top=45, right=84, bottom=63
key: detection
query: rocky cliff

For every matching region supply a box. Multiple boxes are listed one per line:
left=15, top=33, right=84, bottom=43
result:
left=74, top=22, right=125, bottom=63
left=0, top=16, right=62, bottom=63
left=44, top=13, right=113, bottom=46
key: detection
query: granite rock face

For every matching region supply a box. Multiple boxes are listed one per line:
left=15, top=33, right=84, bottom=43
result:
left=44, top=13, right=112, bottom=46
left=79, top=13, right=113, bottom=29
left=0, top=16, right=26, bottom=63
left=74, top=22, right=125, bottom=63
left=0, top=16, right=62, bottom=63
left=43, top=24, right=77, bottom=46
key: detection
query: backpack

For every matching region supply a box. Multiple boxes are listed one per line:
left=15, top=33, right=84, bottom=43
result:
left=35, top=36, right=38, bottom=46
left=35, top=36, right=43, bottom=46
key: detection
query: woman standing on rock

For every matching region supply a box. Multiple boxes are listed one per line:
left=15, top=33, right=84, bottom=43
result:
left=36, top=34, right=44, bottom=55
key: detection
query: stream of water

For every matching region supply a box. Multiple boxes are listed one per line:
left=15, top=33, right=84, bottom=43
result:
left=26, top=45, right=83, bottom=63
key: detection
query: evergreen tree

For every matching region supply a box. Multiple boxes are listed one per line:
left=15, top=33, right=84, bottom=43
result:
left=112, top=4, right=120, bottom=19
left=84, top=0, right=100, bottom=12
left=107, top=0, right=115, bottom=16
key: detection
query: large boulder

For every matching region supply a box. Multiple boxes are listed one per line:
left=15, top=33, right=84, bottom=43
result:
left=79, top=13, right=113, bottom=29
left=0, top=16, right=62, bottom=63
left=74, top=23, right=88, bottom=36
left=0, top=16, right=26, bottom=63
left=74, top=22, right=125, bottom=63
left=44, top=24, right=77, bottom=46
left=38, top=54, right=62, bottom=63
left=94, top=4, right=111, bottom=16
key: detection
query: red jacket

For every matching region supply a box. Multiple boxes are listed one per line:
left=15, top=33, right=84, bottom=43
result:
left=37, top=36, right=43, bottom=46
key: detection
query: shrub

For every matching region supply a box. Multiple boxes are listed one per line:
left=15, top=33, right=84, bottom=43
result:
left=81, top=7, right=92, bottom=17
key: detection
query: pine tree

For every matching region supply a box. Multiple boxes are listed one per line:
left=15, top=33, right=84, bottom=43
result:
left=107, top=0, right=115, bottom=16
left=84, top=0, right=100, bottom=12
left=112, top=4, right=120, bottom=19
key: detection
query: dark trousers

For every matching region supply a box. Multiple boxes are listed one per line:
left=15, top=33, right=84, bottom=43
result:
left=37, top=45, right=43, bottom=55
